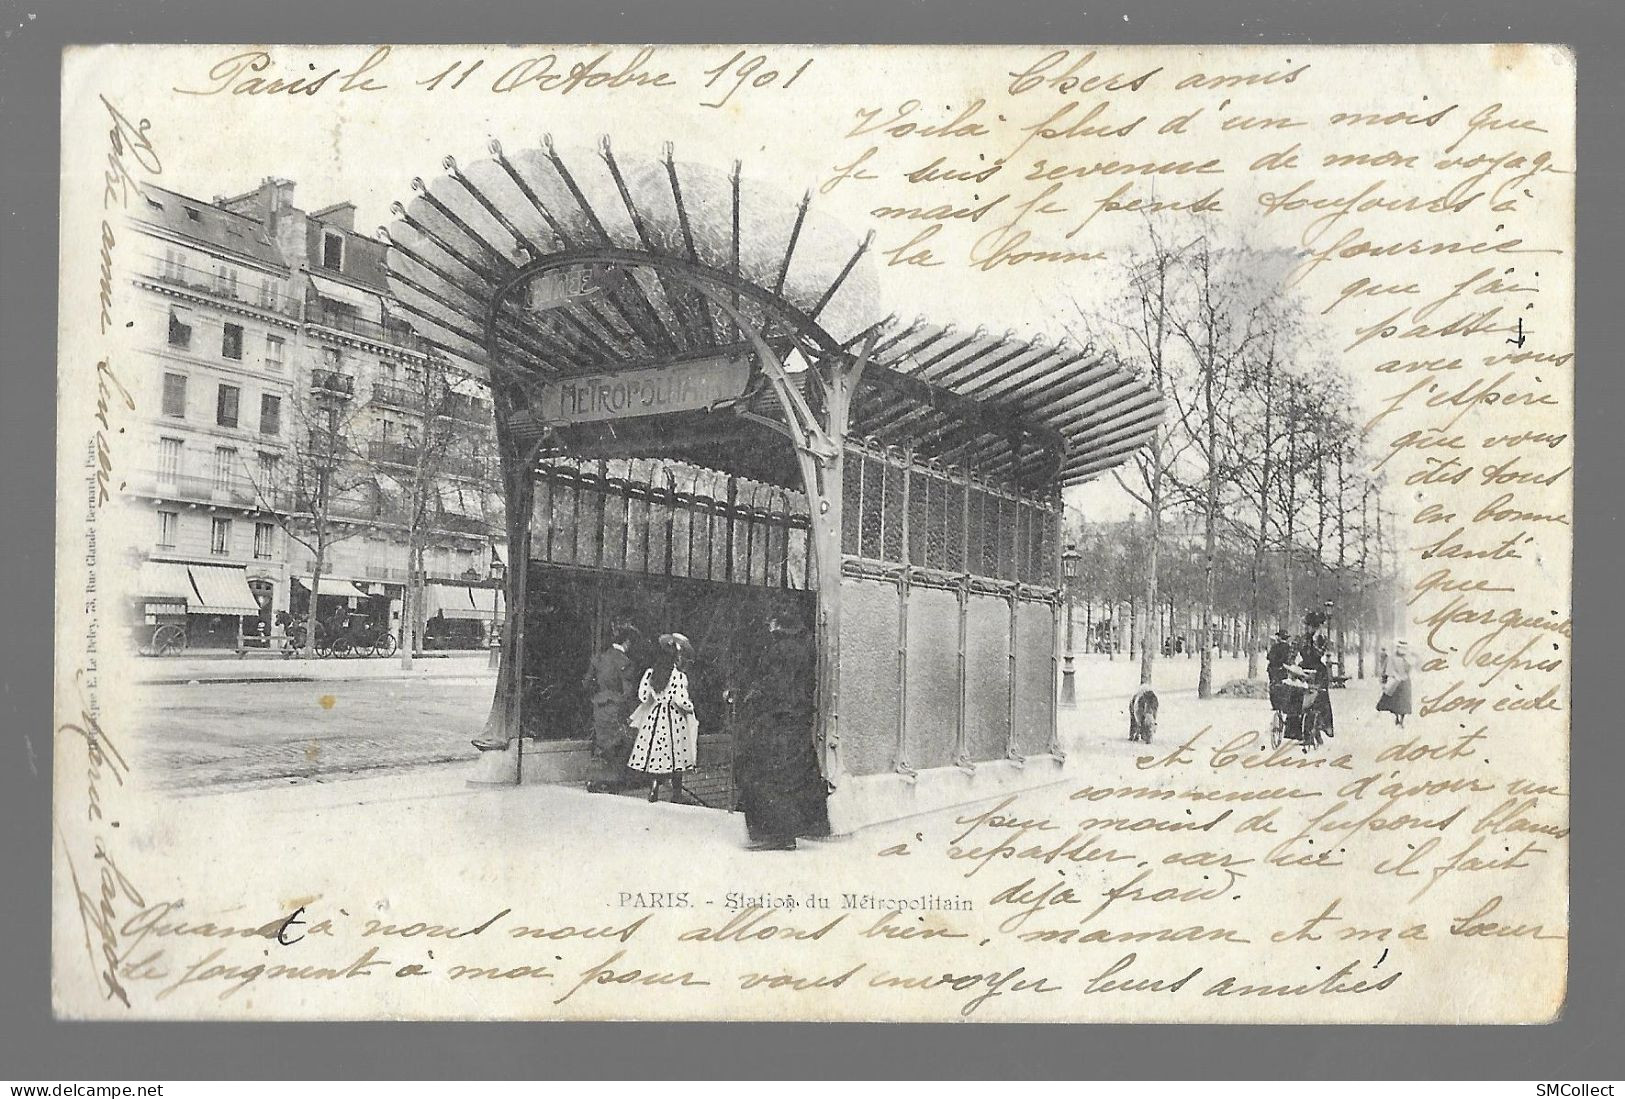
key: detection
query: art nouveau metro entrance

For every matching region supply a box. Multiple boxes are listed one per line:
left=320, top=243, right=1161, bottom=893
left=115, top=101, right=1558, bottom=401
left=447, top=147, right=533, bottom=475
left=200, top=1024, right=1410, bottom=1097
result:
left=382, top=140, right=1166, bottom=832
left=519, top=454, right=817, bottom=808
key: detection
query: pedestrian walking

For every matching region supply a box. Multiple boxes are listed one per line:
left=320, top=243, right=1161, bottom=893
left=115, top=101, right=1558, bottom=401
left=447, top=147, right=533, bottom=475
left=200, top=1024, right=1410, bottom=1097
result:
left=584, top=623, right=640, bottom=793
left=627, top=633, right=698, bottom=803
left=737, top=609, right=829, bottom=851
left=1376, top=639, right=1414, bottom=727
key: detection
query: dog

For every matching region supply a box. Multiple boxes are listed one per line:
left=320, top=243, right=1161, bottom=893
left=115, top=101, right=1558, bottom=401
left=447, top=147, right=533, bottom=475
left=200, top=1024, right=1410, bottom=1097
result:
left=1127, top=685, right=1159, bottom=744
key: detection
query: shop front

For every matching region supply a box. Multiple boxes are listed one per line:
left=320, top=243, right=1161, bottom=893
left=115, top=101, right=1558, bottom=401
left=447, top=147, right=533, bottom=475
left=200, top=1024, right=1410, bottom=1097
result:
left=290, top=575, right=374, bottom=623
left=423, top=579, right=504, bottom=649
left=129, top=559, right=263, bottom=651
left=383, top=141, right=1165, bottom=832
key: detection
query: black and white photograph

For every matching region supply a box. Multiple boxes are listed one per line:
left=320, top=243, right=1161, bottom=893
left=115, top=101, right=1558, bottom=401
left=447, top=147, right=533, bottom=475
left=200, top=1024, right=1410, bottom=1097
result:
left=50, top=42, right=1572, bottom=1024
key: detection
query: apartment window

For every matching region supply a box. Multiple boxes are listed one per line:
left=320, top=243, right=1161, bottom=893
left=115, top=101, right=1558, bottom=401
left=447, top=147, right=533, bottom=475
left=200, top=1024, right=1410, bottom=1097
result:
left=213, top=446, right=238, bottom=492
left=167, top=309, right=192, bottom=349
left=157, top=437, right=182, bottom=482
left=221, top=322, right=244, bottom=360
left=260, top=394, right=281, bottom=436
left=216, top=383, right=240, bottom=428
left=321, top=231, right=344, bottom=272
left=161, top=373, right=187, bottom=418
left=157, top=511, right=178, bottom=549
left=253, top=522, right=275, bottom=560
left=184, top=206, right=201, bottom=222
left=265, top=334, right=285, bottom=371
left=214, top=264, right=240, bottom=298
left=258, top=279, right=279, bottom=310
left=159, top=248, right=183, bottom=280
left=322, top=346, right=342, bottom=369
left=211, top=517, right=232, bottom=556
left=258, top=452, right=279, bottom=486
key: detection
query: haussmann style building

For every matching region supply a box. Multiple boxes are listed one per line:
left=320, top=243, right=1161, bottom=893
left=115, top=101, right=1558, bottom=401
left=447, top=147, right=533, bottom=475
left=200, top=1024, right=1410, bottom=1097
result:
left=123, top=177, right=509, bottom=654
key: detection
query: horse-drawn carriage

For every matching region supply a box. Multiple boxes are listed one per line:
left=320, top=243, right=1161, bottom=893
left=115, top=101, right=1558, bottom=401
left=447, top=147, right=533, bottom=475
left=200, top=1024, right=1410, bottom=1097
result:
left=277, top=610, right=398, bottom=658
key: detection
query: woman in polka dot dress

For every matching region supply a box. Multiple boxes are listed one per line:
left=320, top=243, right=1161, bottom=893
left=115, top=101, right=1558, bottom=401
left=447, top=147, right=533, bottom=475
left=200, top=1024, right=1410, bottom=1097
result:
left=627, top=633, right=698, bottom=802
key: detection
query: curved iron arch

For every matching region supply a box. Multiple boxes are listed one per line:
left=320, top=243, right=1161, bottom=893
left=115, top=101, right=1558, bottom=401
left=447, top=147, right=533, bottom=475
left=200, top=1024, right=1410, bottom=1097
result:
left=482, top=248, right=851, bottom=370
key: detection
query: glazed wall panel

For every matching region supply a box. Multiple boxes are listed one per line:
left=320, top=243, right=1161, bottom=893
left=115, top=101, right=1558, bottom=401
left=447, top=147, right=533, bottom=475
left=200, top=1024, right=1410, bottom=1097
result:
left=903, top=585, right=960, bottom=771
left=838, top=575, right=900, bottom=777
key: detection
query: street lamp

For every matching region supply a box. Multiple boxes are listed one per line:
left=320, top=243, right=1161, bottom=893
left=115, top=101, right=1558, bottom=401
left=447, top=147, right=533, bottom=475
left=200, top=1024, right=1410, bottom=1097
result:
left=486, top=546, right=507, bottom=670
left=1060, top=542, right=1081, bottom=707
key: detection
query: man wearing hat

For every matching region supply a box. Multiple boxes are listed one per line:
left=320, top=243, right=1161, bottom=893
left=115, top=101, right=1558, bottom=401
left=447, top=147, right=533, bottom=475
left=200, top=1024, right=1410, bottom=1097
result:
left=1266, top=626, right=1298, bottom=739
left=583, top=622, right=641, bottom=793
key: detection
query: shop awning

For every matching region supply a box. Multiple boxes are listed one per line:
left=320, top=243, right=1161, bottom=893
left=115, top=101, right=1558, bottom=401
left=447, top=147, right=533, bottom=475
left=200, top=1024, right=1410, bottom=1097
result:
left=425, top=583, right=504, bottom=620
left=307, top=271, right=380, bottom=315
left=293, top=575, right=372, bottom=600
left=186, top=564, right=261, bottom=615
left=137, top=560, right=194, bottom=602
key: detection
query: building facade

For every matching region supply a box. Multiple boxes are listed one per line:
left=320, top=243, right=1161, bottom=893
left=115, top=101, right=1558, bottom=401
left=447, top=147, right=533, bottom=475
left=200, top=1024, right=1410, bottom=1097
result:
left=125, top=178, right=506, bottom=651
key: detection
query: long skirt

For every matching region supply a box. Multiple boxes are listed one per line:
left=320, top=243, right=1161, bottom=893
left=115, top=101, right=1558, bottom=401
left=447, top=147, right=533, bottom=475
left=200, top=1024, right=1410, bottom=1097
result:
left=740, top=716, right=829, bottom=840
left=1376, top=677, right=1413, bottom=716
left=628, top=701, right=697, bottom=776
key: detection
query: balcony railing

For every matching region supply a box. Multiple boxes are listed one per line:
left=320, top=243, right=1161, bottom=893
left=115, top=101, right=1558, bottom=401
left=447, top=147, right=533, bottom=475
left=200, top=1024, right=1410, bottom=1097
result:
left=141, top=255, right=301, bottom=317
left=306, top=301, right=425, bottom=353
left=444, top=392, right=493, bottom=424
left=369, top=382, right=419, bottom=410
left=132, top=468, right=282, bottom=510
left=368, top=439, right=420, bottom=467
left=367, top=384, right=493, bottom=426
left=310, top=369, right=356, bottom=397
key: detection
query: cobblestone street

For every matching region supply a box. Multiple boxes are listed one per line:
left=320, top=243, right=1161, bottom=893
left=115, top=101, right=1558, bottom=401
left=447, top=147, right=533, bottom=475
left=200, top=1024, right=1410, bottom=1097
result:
left=133, top=672, right=497, bottom=791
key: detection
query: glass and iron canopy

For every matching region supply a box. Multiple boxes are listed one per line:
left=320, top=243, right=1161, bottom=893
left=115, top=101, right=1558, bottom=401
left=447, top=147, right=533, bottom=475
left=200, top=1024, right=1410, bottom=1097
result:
left=382, top=138, right=1165, bottom=493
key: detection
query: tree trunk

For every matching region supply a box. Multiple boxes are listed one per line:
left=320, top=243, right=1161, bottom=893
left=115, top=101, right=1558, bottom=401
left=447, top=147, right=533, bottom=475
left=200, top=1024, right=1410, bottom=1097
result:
left=400, top=537, right=419, bottom=671
left=1199, top=373, right=1218, bottom=700
left=304, top=548, right=323, bottom=660
left=1139, top=478, right=1162, bottom=686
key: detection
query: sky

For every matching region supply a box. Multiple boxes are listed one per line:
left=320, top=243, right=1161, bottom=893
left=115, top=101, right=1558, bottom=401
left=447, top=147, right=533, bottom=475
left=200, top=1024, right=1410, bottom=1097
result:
left=67, top=42, right=1523, bottom=530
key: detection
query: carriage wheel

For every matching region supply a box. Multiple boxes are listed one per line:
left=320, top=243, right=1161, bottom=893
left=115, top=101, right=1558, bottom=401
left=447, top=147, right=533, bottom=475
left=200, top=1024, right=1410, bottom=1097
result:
left=373, top=633, right=398, bottom=658
left=1269, top=711, right=1284, bottom=750
left=316, top=634, right=334, bottom=658
left=153, top=624, right=187, bottom=656
left=332, top=637, right=353, bottom=658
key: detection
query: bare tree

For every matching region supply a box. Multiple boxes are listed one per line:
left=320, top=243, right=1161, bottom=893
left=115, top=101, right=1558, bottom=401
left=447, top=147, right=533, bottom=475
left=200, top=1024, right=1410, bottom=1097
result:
left=1232, top=331, right=1288, bottom=678
left=1167, top=236, right=1270, bottom=699
left=247, top=377, right=380, bottom=658
left=382, top=353, right=483, bottom=670
left=1070, top=217, right=1197, bottom=686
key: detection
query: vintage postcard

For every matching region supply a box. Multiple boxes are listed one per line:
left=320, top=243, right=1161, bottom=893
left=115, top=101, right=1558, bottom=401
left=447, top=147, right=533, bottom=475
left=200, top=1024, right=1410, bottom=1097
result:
left=54, top=43, right=1573, bottom=1022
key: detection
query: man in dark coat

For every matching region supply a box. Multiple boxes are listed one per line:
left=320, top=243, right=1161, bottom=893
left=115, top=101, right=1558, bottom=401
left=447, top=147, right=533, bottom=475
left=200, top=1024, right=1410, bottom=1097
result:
left=1266, top=628, right=1295, bottom=711
left=737, top=609, right=829, bottom=850
left=584, top=624, right=640, bottom=793
left=1266, top=627, right=1301, bottom=742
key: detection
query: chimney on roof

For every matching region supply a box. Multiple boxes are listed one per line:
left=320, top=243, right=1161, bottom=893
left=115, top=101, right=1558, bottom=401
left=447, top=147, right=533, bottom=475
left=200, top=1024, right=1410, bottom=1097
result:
left=264, top=178, right=296, bottom=226
left=312, top=201, right=357, bottom=232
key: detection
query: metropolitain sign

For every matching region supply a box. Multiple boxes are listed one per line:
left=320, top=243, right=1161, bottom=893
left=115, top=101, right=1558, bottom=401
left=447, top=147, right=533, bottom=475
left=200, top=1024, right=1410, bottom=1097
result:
left=537, top=353, right=752, bottom=426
